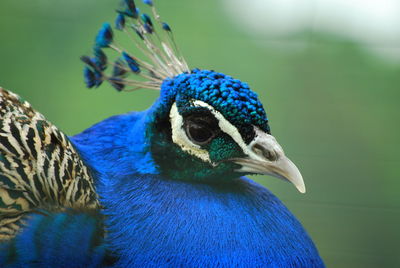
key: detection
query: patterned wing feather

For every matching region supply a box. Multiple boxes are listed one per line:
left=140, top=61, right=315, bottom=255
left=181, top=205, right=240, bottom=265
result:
left=0, top=88, right=99, bottom=240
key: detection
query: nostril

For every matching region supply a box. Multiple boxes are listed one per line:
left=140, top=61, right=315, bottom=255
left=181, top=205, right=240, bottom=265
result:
left=252, top=144, right=278, bottom=161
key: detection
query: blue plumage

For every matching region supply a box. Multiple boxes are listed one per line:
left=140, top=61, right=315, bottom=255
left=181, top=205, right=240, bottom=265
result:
left=84, top=67, right=97, bottom=88
left=122, top=52, right=141, bottom=73
left=81, top=55, right=105, bottom=88
left=141, top=13, right=153, bottom=27
left=109, top=77, right=126, bottom=91
left=122, top=0, right=138, bottom=18
left=142, top=0, right=153, bottom=6
left=162, top=22, right=171, bottom=32
left=94, top=47, right=108, bottom=71
left=117, top=1, right=139, bottom=19
left=95, top=23, right=113, bottom=48
left=0, top=211, right=112, bottom=267
left=115, top=13, right=126, bottom=31
left=0, top=0, right=325, bottom=266
left=69, top=108, right=324, bottom=267
left=112, top=58, right=128, bottom=78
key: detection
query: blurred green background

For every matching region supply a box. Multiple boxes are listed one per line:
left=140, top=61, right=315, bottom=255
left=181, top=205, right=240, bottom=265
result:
left=0, top=0, right=399, bottom=267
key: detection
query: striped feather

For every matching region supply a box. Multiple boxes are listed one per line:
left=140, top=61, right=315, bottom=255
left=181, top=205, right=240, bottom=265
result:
left=0, top=88, right=99, bottom=241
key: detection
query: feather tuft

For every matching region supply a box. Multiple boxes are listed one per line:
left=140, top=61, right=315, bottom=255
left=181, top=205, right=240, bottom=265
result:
left=141, top=14, right=153, bottom=33
left=93, top=47, right=107, bottom=71
left=113, top=59, right=128, bottom=77
left=82, top=0, right=190, bottom=92
left=142, top=0, right=153, bottom=6
left=143, top=23, right=153, bottom=34
left=115, top=13, right=126, bottom=30
left=94, top=70, right=104, bottom=87
left=162, top=22, right=171, bottom=32
left=122, top=52, right=141, bottom=73
left=95, top=23, right=113, bottom=48
left=124, top=0, right=138, bottom=16
left=80, top=56, right=98, bottom=70
left=108, top=77, right=125, bottom=91
left=118, top=0, right=139, bottom=18
left=141, top=13, right=153, bottom=27
left=84, top=67, right=96, bottom=88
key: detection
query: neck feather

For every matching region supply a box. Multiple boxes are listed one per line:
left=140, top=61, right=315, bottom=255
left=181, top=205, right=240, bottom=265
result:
left=98, top=174, right=322, bottom=267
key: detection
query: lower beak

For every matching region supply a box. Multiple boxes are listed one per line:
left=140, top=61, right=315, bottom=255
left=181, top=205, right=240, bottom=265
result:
left=230, top=128, right=306, bottom=193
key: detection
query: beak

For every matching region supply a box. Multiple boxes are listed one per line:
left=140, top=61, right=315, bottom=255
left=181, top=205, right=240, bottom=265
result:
left=231, top=127, right=306, bottom=193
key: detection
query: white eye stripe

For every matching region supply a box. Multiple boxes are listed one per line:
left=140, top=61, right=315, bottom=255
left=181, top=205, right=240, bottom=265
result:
left=191, top=100, right=252, bottom=157
left=192, top=101, right=275, bottom=163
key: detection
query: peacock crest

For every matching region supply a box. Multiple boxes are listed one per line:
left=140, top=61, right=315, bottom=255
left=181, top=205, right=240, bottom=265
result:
left=81, top=0, right=190, bottom=92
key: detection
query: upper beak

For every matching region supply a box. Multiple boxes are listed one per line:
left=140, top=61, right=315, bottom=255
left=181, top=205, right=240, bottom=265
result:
left=231, top=127, right=306, bottom=193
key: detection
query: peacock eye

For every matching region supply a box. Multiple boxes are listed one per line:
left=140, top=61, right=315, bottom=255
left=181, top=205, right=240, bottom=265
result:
left=184, top=119, right=215, bottom=145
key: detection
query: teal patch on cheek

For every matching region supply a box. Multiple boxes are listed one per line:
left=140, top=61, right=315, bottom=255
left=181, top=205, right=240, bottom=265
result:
left=208, top=135, right=244, bottom=162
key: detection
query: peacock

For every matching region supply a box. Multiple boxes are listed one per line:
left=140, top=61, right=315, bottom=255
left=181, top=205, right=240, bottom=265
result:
left=0, top=0, right=325, bottom=267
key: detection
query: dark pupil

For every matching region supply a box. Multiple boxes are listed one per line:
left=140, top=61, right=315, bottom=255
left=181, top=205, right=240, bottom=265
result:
left=187, top=122, right=213, bottom=144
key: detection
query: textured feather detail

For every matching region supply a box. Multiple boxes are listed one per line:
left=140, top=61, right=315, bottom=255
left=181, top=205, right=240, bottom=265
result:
left=0, top=210, right=115, bottom=267
left=0, top=88, right=99, bottom=241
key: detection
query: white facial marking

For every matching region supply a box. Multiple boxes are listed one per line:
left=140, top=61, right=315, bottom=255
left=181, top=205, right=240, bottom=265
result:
left=169, top=103, right=212, bottom=163
left=193, top=101, right=284, bottom=163
left=170, top=100, right=276, bottom=165
left=192, top=100, right=257, bottom=157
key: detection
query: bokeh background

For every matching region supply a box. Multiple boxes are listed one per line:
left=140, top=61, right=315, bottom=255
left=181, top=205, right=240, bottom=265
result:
left=0, top=0, right=399, bottom=267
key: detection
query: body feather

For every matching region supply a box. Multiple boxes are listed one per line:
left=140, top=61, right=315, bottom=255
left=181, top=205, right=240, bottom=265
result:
left=0, top=88, right=99, bottom=240
left=0, top=210, right=113, bottom=267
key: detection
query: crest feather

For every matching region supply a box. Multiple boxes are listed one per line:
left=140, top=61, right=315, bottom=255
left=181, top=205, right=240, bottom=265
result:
left=81, top=0, right=189, bottom=92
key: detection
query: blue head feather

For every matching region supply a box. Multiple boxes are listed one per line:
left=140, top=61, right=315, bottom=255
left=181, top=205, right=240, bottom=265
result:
left=142, top=0, right=153, bottom=6
left=162, top=22, right=171, bottom=32
left=83, top=67, right=96, bottom=88
left=143, top=22, right=153, bottom=34
left=109, top=77, right=125, bottom=91
left=93, top=47, right=107, bottom=71
left=95, top=23, right=113, bottom=48
left=157, top=69, right=270, bottom=143
left=82, top=56, right=104, bottom=89
left=112, top=58, right=128, bottom=77
left=122, top=52, right=141, bottom=73
left=141, top=13, right=153, bottom=27
left=115, top=13, right=126, bottom=31
left=118, top=0, right=139, bottom=18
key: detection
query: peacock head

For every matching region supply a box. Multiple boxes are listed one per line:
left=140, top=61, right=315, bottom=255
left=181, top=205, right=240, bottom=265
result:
left=82, top=0, right=305, bottom=193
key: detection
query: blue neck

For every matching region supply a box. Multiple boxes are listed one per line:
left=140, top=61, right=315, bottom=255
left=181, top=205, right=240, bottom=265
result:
left=99, top=174, right=323, bottom=267
left=71, top=106, right=159, bottom=179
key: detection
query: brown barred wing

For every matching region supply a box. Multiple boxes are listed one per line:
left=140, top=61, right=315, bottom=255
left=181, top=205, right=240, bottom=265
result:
left=0, top=88, right=99, bottom=240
